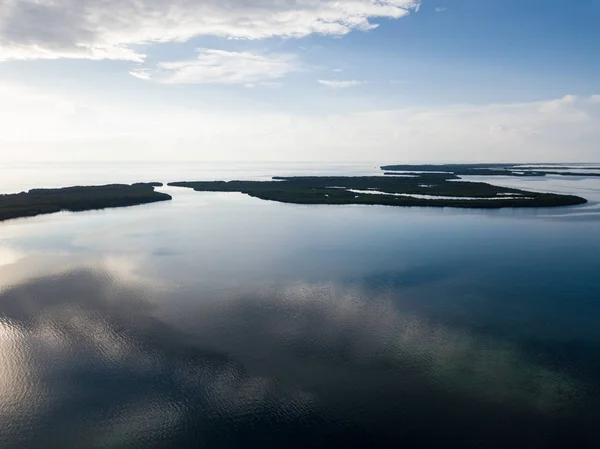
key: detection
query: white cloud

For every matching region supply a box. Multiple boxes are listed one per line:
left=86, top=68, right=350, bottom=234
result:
left=158, top=49, right=298, bottom=85
left=318, top=80, right=363, bottom=89
left=435, top=7, right=448, bottom=12
left=129, top=70, right=151, bottom=80
left=0, top=0, right=421, bottom=62
left=589, top=95, right=600, bottom=103
left=1, top=84, right=598, bottom=162
left=538, top=95, right=586, bottom=119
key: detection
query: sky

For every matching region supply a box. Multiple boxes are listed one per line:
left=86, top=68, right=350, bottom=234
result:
left=0, top=0, right=599, bottom=162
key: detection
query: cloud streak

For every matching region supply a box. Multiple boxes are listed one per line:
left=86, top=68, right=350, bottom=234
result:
left=0, top=0, right=421, bottom=62
left=158, top=49, right=299, bottom=85
left=318, top=80, right=363, bottom=89
left=129, top=70, right=151, bottom=81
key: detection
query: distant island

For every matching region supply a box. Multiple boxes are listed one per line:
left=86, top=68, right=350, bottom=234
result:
left=1, top=164, right=591, bottom=223
left=169, top=170, right=587, bottom=209
left=381, top=163, right=600, bottom=178
left=0, top=183, right=172, bottom=222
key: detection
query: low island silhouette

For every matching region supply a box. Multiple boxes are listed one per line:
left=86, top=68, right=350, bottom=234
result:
left=1, top=164, right=593, bottom=222
left=169, top=168, right=587, bottom=209
left=0, top=183, right=171, bottom=222
left=381, top=163, right=600, bottom=178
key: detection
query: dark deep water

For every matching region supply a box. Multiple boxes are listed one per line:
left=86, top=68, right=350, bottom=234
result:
left=1, top=163, right=600, bottom=448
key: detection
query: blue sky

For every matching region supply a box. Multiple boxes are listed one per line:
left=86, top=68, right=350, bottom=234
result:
left=0, top=0, right=599, bottom=161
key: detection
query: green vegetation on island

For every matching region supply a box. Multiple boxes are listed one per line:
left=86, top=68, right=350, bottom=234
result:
left=169, top=174, right=587, bottom=209
left=0, top=183, right=172, bottom=222
left=1, top=163, right=590, bottom=223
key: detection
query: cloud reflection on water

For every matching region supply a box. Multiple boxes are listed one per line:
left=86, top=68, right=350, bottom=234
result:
left=189, top=281, right=581, bottom=412
left=0, top=252, right=595, bottom=448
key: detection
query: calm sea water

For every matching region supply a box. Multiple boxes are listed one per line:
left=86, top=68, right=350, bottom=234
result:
left=1, top=162, right=600, bottom=448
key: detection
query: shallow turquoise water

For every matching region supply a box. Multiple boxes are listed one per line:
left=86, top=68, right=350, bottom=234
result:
left=1, top=163, right=599, bottom=448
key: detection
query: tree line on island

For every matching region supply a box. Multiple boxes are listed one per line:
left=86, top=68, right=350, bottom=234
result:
left=1, top=164, right=592, bottom=222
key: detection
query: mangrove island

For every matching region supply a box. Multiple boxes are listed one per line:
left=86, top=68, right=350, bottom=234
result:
left=169, top=172, right=587, bottom=209
left=0, top=183, right=172, bottom=222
